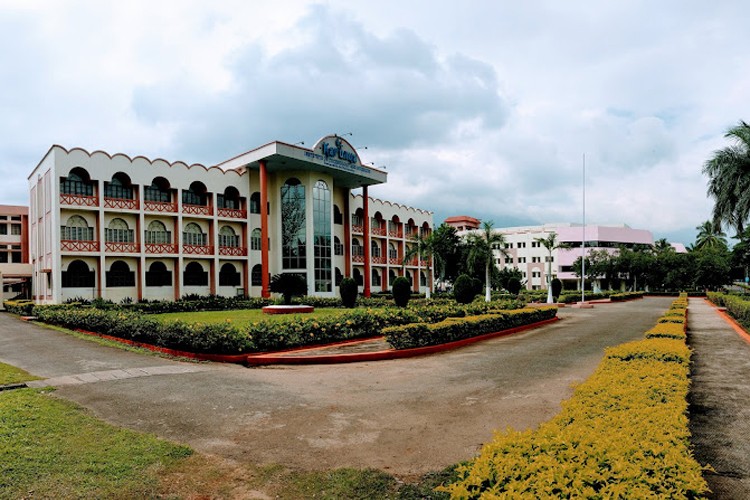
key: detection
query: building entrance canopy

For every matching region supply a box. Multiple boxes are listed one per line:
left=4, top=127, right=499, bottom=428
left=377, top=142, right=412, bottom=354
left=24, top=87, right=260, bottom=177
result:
left=215, top=135, right=386, bottom=189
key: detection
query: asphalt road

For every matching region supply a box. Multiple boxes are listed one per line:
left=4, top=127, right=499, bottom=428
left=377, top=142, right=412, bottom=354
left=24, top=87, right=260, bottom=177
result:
left=0, top=297, right=673, bottom=477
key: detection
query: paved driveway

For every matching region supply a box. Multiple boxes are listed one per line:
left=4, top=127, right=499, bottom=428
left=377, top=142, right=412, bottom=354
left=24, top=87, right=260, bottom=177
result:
left=0, top=298, right=672, bottom=476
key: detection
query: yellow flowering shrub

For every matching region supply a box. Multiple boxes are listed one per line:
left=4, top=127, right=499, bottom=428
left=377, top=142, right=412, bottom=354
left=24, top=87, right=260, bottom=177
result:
left=440, top=296, right=708, bottom=499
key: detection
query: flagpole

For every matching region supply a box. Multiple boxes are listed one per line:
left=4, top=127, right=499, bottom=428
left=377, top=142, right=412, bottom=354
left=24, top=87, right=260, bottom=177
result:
left=581, top=153, right=586, bottom=304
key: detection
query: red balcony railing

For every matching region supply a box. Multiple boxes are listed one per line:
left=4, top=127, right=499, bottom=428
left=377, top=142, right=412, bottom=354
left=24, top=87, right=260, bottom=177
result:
left=372, top=255, right=386, bottom=264
left=388, top=257, right=401, bottom=265
left=353, top=254, right=365, bottom=263
left=144, top=200, right=177, bottom=213
left=105, top=242, right=140, bottom=253
left=104, top=197, right=138, bottom=210
left=219, top=246, right=247, bottom=256
left=372, top=226, right=387, bottom=236
left=60, top=193, right=99, bottom=207
left=182, top=204, right=212, bottom=216
left=61, top=240, right=100, bottom=252
left=352, top=224, right=363, bottom=234
left=388, top=228, right=403, bottom=238
left=145, top=243, right=178, bottom=254
left=183, top=244, right=214, bottom=255
left=217, top=207, right=247, bottom=219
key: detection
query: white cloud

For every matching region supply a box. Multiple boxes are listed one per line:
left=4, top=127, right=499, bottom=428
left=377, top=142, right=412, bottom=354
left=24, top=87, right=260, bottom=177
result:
left=1, top=0, right=750, bottom=247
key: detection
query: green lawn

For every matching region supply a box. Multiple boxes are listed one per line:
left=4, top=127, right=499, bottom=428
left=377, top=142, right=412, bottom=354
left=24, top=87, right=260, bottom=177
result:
left=0, top=362, right=42, bottom=385
left=0, top=387, right=192, bottom=498
left=0, top=375, right=452, bottom=498
left=153, top=307, right=351, bottom=325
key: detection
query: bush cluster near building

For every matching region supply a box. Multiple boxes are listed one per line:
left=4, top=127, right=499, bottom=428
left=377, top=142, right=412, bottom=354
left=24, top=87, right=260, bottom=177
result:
left=16, top=293, right=547, bottom=355
left=440, top=294, right=708, bottom=498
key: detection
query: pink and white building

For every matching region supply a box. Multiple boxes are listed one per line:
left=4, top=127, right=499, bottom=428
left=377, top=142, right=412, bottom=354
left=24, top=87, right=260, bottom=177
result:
left=451, top=221, right=654, bottom=290
left=27, top=136, right=433, bottom=304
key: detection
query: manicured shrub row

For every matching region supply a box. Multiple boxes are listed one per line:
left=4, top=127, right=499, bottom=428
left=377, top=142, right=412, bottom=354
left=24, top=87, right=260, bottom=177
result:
left=440, top=295, right=708, bottom=498
left=558, top=291, right=612, bottom=304
left=34, top=300, right=526, bottom=354
left=383, top=307, right=558, bottom=350
left=610, top=291, right=645, bottom=301
left=707, top=292, right=750, bottom=328
left=645, top=322, right=687, bottom=340
left=3, top=299, right=35, bottom=316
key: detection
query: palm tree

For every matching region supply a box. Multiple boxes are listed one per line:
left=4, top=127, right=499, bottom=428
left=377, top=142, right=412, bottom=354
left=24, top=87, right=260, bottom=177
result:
left=534, top=232, right=563, bottom=304
left=694, top=220, right=727, bottom=250
left=466, top=220, right=509, bottom=302
left=403, top=230, right=442, bottom=299
left=653, top=238, right=674, bottom=255
left=703, top=120, right=750, bottom=235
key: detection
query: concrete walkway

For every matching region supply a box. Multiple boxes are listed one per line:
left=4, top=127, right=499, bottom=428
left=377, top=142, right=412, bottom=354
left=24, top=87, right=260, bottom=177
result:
left=0, top=298, right=673, bottom=476
left=688, top=298, right=750, bottom=499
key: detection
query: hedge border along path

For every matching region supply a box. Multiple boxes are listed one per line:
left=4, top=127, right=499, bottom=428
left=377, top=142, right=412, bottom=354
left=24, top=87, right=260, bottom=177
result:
left=440, top=294, right=709, bottom=499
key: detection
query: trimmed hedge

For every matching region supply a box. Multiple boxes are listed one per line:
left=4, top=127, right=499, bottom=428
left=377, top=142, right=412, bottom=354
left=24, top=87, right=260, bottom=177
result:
left=707, top=292, right=750, bottom=328
left=33, top=300, right=529, bottom=354
left=440, top=294, right=708, bottom=498
left=610, top=291, right=645, bottom=301
left=383, top=307, right=558, bottom=350
left=3, top=300, right=35, bottom=315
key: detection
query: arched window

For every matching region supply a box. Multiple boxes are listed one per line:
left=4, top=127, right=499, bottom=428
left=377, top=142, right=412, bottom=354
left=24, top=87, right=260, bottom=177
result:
left=420, top=271, right=428, bottom=287
left=333, top=204, right=343, bottom=225
left=251, top=264, right=263, bottom=286
left=145, top=220, right=170, bottom=244
left=217, top=186, right=240, bottom=209
left=334, top=236, right=344, bottom=256
left=61, top=215, right=93, bottom=241
left=106, top=260, right=135, bottom=287
left=105, top=218, right=133, bottom=243
left=219, top=263, right=241, bottom=287
left=313, top=180, right=331, bottom=292
left=371, top=240, right=381, bottom=258
left=388, top=269, right=397, bottom=286
left=352, top=208, right=364, bottom=229
left=250, top=228, right=262, bottom=251
left=144, top=177, right=171, bottom=202
left=104, top=173, right=134, bottom=200
left=146, top=261, right=172, bottom=287
left=352, top=238, right=363, bottom=257
left=218, top=226, right=239, bottom=248
left=249, top=192, right=261, bottom=214
left=183, top=261, right=208, bottom=286
left=281, top=178, right=306, bottom=269
left=60, top=168, right=93, bottom=196
left=372, top=269, right=381, bottom=287
left=353, top=268, right=363, bottom=286
left=388, top=242, right=398, bottom=260
left=183, top=181, right=208, bottom=206
left=388, top=215, right=401, bottom=237
left=335, top=267, right=343, bottom=286
left=62, top=259, right=95, bottom=288
left=183, top=222, right=206, bottom=246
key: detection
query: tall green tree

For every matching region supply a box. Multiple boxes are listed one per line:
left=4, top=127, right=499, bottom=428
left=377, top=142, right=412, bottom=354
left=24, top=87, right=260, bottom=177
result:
left=703, top=120, right=750, bottom=234
left=430, top=223, right=463, bottom=285
left=694, top=220, right=728, bottom=250
left=403, top=229, right=441, bottom=299
left=533, top=232, right=563, bottom=303
left=466, top=221, right=508, bottom=302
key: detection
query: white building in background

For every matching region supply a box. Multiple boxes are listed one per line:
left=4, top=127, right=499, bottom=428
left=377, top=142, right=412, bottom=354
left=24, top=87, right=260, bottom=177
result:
left=28, top=135, right=433, bottom=304
left=446, top=219, right=654, bottom=290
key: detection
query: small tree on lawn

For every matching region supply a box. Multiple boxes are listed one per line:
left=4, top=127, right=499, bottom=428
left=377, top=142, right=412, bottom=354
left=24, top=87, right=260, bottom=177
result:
left=270, top=273, right=307, bottom=305
left=534, top=232, right=565, bottom=304
left=339, top=277, right=358, bottom=308
left=392, top=276, right=412, bottom=307
left=466, top=221, right=509, bottom=302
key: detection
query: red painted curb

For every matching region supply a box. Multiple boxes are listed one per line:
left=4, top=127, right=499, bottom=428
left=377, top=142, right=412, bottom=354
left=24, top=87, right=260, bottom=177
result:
left=703, top=298, right=750, bottom=345
left=245, top=317, right=560, bottom=366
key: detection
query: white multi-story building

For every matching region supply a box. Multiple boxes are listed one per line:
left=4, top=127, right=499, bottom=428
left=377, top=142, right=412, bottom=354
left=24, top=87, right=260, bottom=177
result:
left=447, top=219, right=654, bottom=290
left=28, top=135, right=433, bottom=304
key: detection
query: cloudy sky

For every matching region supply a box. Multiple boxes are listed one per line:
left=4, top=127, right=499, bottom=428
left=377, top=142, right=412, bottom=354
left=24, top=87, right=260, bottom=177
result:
left=2, top=1, right=748, bottom=245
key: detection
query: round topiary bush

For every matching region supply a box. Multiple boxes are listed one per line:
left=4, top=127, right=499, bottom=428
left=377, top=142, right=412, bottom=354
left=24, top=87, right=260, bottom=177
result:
left=506, top=277, right=522, bottom=296
left=453, top=274, right=477, bottom=304
left=339, top=277, right=358, bottom=308
left=551, top=278, right=563, bottom=301
left=392, top=276, right=412, bottom=307
left=270, top=273, right=307, bottom=305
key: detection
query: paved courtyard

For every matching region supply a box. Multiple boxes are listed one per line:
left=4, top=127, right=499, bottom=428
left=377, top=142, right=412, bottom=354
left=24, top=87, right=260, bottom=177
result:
left=1, top=298, right=674, bottom=477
